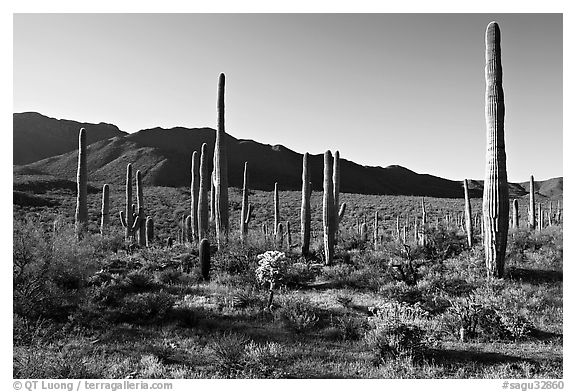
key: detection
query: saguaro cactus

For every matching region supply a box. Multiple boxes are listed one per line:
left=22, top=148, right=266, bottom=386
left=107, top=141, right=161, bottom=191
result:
left=301, top=153, right=311, bottom=256
left=537, top=203, right=543, bottom=231
left=275, top=222, right=284, bottom=250
left=135, top=170, right=146, bottom=246
left=145, top=217, right=154, bottom=247
left=240, top=162, right=253, bottom=243
left=512, top=199, right=519, bottom=229
left=198, top=143, right=210, bottom=240
left=482, top=21, right=509, bottom=278
left=185, top=215, right=192, bottom=242
left=285, top=221, right=292, bottom=249
left=373, top=211, right=380, bottom=248
left=75, top=128, right=88, bottom=237
left=199, top=238, right=211, bottom=281
left=360, top=222, right=368, bottom=242
left=190, top=151, right=199, bottom=242
left=119, top=164, right=139, bottom=241
left=421, top=197, right=427, bottom=225
left=100, top=184, right=110, bottom=236
left=529, top=175, right=536, bottom=229
left=463, top=179, right=473, bottom=248
left=333, top=150, right=341, bottom=243
left=323, top=151, right=335, bottom=265
left=273, top=182, right=280, bottom=235
left=213, top=73, right=229, bottom=248
left=210, top=173, right=215, bottom=223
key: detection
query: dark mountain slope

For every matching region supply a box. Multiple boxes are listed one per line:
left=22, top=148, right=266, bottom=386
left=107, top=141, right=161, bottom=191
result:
left=13, top=112, right=127, bottom=164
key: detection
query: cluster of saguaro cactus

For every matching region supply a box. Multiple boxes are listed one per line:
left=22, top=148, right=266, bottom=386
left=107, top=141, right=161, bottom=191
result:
left=323, top=151, right=336, bottom=265
left=213, top=73, right=229, bottom=248
left=240, top=162, right=253, bottom=243
left=463, top=179, right=473, bottom=247
left=100, top=184, right=110, bottom=236
left=75, top=128, right=88, bottom=238
left=482, top=21, right=509, bottom=278
left=301, top=153, right=311, bottom=256
left=119, top=164, right=140, bottom=241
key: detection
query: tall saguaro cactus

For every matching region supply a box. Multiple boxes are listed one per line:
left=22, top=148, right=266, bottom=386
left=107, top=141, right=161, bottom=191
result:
left=323, top=151, right=335, bottom=265
left=75, top=128, right=88, bottom=237
left=197, top=143, right=210, bottom=240
left=119, top=164, right=139, bottom=241
left=100, top=184, right=110, bottom=236
left=213, top=73, right=229, bottom=248
left=190, top=151, right=199, bottom=243
left=463, top=179, right=473, bottom=248
left=529, top=175, right=536, bottom=230
left=482, top=21, right=509, bottom=278
left=301, top=153, right=311, bottom=256
left=240, top=162, right=253, bottom=243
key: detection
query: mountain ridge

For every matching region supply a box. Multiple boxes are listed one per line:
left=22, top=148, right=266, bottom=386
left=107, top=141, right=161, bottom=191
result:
left=13, top=113, right=562, bottom=199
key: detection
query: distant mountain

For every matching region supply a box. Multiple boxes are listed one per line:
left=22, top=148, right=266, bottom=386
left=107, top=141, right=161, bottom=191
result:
left=15, top=123, right=562, bottom=199
left=13, top=112, right=127, bottom=165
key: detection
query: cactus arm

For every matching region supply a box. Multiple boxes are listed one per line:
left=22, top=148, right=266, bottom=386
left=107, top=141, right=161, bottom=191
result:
left=119, top=211, right=127, bottom=228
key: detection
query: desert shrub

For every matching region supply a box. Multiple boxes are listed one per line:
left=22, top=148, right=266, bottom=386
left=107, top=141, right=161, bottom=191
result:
left=154, top=268, right=183, bottom=285
left=332, top=315, right=369, bottom=341
left=13, top=218, right=101, bottom=320
left=365, top=322, right=426, bottom=364
left=208, top=332, right=250, bottom=377
left=442, top=288, right=536, bottom=341
left=109, top=291, right=175, bottom=325
left=243, top=341, right=287, bottom=378
left=282, top=261, right=322, bottom=287
left=276, top=297, right=320, bottom=333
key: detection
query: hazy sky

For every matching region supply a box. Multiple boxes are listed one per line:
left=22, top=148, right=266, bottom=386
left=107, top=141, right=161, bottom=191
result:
left=13, top=13, right=562, bottom=182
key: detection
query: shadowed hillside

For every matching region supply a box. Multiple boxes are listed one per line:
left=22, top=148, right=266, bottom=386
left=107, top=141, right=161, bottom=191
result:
left=13, top=112, right=127, bottom=165
left=20, top=126, right=489, bottom=198
left=17, top=125, right=563, bottom=199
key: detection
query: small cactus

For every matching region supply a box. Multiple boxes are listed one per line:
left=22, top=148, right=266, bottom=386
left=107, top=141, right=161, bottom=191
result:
left=145, top=216, right=154, bottom=247
left=463, top=179, right=473, bottom=247
left=199, top=238, right=211, bottom=281
left=360, top=222, right=368, bottom=242
left=285, top=221, right=292, bottom=249
left=75, top=128, right=88, bottom=238
left=240, top=162, right=253, bottom=243
left=529, top=175, right=536, bottom=229
left=373, top=211, right=379, bottom=249
left=273, top=182, right=280, bottom=235
left=512, top=199, right=519, bottom=229
left=275, top=222, right=284, bottom=250
left=100, top=184, right=110, bottom=236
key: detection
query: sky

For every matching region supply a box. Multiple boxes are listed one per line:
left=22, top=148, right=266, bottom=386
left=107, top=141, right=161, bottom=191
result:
left=13, top=13, right=563, bottom=182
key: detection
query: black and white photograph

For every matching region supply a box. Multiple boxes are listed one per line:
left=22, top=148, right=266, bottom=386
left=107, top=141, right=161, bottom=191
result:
left=10, top=7, right=567, bottom=387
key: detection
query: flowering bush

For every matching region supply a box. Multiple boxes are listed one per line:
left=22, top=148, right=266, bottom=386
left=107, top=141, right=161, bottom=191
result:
left=255, top=251, right=288, bottom=287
